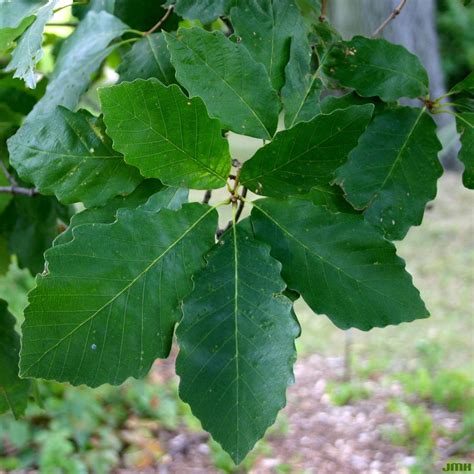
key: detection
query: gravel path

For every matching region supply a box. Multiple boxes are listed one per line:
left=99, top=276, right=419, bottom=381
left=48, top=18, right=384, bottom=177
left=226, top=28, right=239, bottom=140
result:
left=124, top=353, right=465, bottom=474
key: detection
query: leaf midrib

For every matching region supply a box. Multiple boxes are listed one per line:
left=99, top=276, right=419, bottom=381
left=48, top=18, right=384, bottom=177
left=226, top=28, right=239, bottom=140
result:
left=365, top=107, right=425, bottom=209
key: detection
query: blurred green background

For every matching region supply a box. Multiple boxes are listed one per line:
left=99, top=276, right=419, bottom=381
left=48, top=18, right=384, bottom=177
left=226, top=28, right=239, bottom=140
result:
left=0, top=1, right=473, bottom=473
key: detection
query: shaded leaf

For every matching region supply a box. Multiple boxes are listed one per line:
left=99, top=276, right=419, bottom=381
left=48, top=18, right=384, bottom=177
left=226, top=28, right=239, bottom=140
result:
left=177, top=220, right=298, bottom=463
left=118, top=33, right=176, bottom=84
left=0, top=299, right=31, bottom=418
left=72, top=0, right=115, bottom=18
left=0, top=76, right=41, bottom=116
left=73, top=0, right=177, bottom=30
left=456, top=113, right=474, bottom=189
left=113, top=0, right=170, bottom=31
left=165, top=28, right=279, bottom=139
left=0, top=236, right=8, bottom=276
left=320, top=91, right=384, bottom=115
left=100, top=79, right=231, bottom=189
left=335, top=107, right=442, bottom=240
left=325, top=36, right=429, bottom=102
left=305, top=185, right=358, bottom=214
left=20, top=203, right=217, bottom=386
left=0, top=162, right=12, bottom=215
left=282, top=21, right=341, bottom=127
left=5, top=0, right=59, bottom=89
left=55, top=182, right=187, bottom=246
left=230, top=0, right=303, bottom=91
left=251, top=198, right=429, bottom=330
left=0, top=194, right=71, bottom=275
left=168, top=0, right=234, bottom=23
left=449, top=71, right=474, bottom=95
left=8, top=107, right=142, bottom=207
left=241, top=105, right=373, bottom=197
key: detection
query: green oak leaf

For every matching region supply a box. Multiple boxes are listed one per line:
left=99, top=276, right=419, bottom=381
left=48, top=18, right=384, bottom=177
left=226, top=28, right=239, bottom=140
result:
left=167, top=0, right=234, bottom=23
left=177, top=220, right=298, bottom=464
left=456, top=113, right=474, bottom=189
left=0, top=194, right=71, bottom=275
left=55, top=182, right=187, bottom=246
left=0, top=299, right=31, bottom=418
left=324, top=36, right=429, bottom=102
left=230, top=0, right=303, bottom=91
left=5, top=0, right=59, bottom=89
left=335, top=107, right=443, bottom=240
left=165, top=28, right=279, bottom=140
left=118, top=33, right=176, bottom=84
left=8, top=107, right=142, bottom=207
left=240, top=104, right=374, bottom=197
left=100, top=79, right=231, bottom=189
left=21, top=11, right=128, bottom=123
left=282, top=21, right=341, bottom=127
left=20, top=203, right=217, bottom=386
left=251, top=198, right=429, bottom=331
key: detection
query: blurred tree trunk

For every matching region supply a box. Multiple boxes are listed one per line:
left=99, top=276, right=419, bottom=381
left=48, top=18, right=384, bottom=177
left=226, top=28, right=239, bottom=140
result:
left=329, top=0, right=460, bottom=169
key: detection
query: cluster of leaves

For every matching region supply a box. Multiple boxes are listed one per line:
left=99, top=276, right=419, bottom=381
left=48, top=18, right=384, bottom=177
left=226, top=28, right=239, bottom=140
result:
left=0, top=0, right=472, bottom=464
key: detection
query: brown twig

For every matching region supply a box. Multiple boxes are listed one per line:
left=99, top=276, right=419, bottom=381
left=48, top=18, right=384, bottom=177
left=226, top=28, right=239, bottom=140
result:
left=144, top=6, right=174, bottom=35
left=202, top=190, right=212, bottom=204
left=0, top=186, right=39, bottom=197
left=372, top=0, right=408, bottom=37
left=319, top=0, right=328, bottom=22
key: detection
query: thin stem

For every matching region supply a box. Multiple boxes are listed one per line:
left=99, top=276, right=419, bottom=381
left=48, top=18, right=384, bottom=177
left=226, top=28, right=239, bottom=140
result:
left=115, top=37, right=141, bottom=47
left=46, top=22, right=78, bottom=27
left=0, top=161, right=17, bottom=186
left=0, top=186, right=39, bottom=196
left=124, top=29, right=146, bottom=37
left=372, top=0, right=408, bottom=37
left=202, top=190, right=212, bottom=204
left=144, top=6, right=174, bottom=35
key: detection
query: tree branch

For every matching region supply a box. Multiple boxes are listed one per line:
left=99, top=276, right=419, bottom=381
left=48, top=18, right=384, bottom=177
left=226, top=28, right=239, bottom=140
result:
left=145, top=6, right=174, bottom=35
left=202, top=190, right=212, bottom=204
left=372, top=0, right=408, bottom=37
left=319, top=0, right=328, bottom=22
left=234, top=187, right=247, bottom=223
left=0, top=186, right=39, bottom=197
